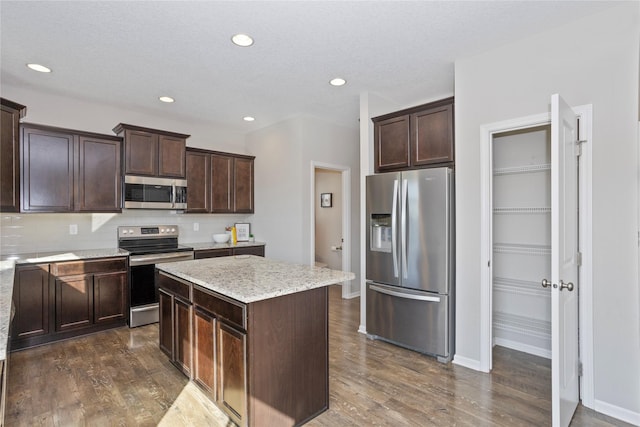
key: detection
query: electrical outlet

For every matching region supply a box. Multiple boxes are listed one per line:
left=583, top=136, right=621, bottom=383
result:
left=69, top=224, right=78, bottom=235
left=193, top=222, right=199, bottom=231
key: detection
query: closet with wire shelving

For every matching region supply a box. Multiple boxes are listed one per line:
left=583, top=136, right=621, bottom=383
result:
left=492, top=125, right=552, bottom=358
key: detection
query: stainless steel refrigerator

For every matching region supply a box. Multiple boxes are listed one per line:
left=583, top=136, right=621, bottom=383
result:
left=366, top=167, right=454, bottom=362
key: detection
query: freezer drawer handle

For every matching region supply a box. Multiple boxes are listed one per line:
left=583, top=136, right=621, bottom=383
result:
left=370, top=284, right=441, bottom=302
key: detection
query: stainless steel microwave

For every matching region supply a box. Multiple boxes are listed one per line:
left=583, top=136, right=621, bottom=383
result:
left=124, top=175, right=187, bottom=209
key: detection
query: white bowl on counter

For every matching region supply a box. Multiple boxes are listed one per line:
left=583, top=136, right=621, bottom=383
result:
left=213, top=233, right=230, bottom=243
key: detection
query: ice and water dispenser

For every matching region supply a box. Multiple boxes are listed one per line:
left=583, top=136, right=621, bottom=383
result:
left=370, top=214, right=392, bottom=253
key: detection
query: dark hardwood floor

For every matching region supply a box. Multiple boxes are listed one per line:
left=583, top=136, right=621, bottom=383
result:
left=5, top=285, right=630, bottom=426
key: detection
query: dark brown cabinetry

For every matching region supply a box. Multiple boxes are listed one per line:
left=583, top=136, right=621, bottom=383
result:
left=157, top=272, right=192, bottom=377
left=11, top=257, right=128, bottom=350
left=12, top=264, right=50, bottom=340
left=20, top=123, right=122, bottom=213
left=113, top=123, right=189, bottom=178
left=186, top=148, right=255, bottom=214
left=158, top=270, right=328, bottom=427
left=373, top=97, right=454, bottom=172
left=194, top=245, right=265, bottom=260
left=0, top=98, right=26, bottom=212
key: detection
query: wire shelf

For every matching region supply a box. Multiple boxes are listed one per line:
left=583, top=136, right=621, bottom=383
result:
left=493, top=163, right=551, bottom=176
left=493, top=207, right=551, bottom=214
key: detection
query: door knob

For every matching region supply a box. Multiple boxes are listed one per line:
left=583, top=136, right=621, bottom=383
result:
left=541, top=279, right=552, bottom=288
left=559, top=280, right=574, bottom=291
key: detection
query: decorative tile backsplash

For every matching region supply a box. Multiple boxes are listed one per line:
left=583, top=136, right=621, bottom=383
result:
left=0, top=211, right=252, bottom=255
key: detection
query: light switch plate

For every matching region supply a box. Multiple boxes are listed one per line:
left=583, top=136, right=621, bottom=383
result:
left=69, top=224, right=78, bottom=235
left=193, top=223, right=199, bottom=231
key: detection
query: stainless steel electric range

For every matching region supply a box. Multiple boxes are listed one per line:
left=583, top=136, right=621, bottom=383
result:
left=118, top=225, right=194, bottom=327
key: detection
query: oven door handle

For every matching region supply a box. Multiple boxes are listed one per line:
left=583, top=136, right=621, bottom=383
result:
left=129, top=252, right=194, bottom=266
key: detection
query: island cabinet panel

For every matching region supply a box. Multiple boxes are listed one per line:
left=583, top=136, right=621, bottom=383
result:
left=12, top=264, right=50, bottom=340
left=247, top=287, right=328, bottom=426
left=11, top=257, right=128, bottom=351
left=157, top=272, right=193, bottom=376
left=219, top=322, right=247, bottom=426
left=193, top=308, right=217, bottom=399
left=0, top=98, right=26, bottom=212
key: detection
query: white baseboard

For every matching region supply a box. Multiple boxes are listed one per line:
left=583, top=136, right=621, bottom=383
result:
left=357, top=324, right=367, bottom=334
left=594, top=399, right=640, bottom=426
left=494, top=337, right=551, bottom=359
left=343, top=290, right=360, bottom=299
left=452, top=354, right=483, bottom=372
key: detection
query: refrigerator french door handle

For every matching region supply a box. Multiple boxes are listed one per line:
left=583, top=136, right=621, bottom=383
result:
left=391, top=179, right=399, bottom=278
left=401, top=178, right=408, bottom=279
left=370, top=284, right=441, bottom=302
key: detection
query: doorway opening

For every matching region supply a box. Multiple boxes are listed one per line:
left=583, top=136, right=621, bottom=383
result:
left=310, top=162, right=352, bottom=299
left=479, top=105, right=594, bottom=410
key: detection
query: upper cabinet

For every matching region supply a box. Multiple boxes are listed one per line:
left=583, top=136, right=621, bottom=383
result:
left=113, top=123, right=189, bottom=178
left=186, top=148, right=255, bottom=214
left=21, top=123, right=122, bottom=213
left=0, top=98, right=26, bottom=212
left=373, top=97, right=454, bottom=172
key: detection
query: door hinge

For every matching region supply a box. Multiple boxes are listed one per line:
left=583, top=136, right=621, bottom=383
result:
left=575, top=138, right=587, bottom=157
left=578, top=361, right=583, bottom=377
left=576, top=251, right=582, bottom=266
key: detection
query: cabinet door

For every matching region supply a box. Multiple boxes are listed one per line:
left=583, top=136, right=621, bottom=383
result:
left=124, top=129, right=158, bottom=176
left=194, top=308, right=217, bottom=399
left=218, top=321, right=247, bottom=425
left=194, top=248, right=232, bottom=259
left=186, top=150, right=210, bottom=213
left=55, top=274, right=93, bottom=332
left=374, top=115, right=410, bottom=172
left=174, top=297, right=192, bottom=377
left=13, top=264, right=50, bottom=339
left=233, top=157, right=254, bottom=213
left=232, top=246, right=264, bottom=257
left=0, top=100, right=24, bottom=212
left=159, top=289, right=173, bottom=358
left=411, top=103, right=454, bottom=167
left=211, top=154, right=233, bottom=213
left=158, top=135, right=186, bottom=178
left=94, top=271, right=126, bottom=324
left=21, top=126, right=75, bottom=212
left=76, top=135, right=122, bottom=212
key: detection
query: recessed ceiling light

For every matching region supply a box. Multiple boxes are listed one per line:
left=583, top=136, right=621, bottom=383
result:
left=232, top=33, right=254, bottom=47
left=159, top=96, right=175, bottom=103
left=26, top=63, right=51, bottom=73
left=243, top=116, right=255, bottom=122
left=329, top=78, right=346, bottom=87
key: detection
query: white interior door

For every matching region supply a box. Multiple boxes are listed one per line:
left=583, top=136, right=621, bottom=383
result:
left=550, top=93, right=580, bottom=427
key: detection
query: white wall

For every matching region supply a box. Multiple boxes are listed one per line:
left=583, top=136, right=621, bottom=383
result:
left=315, top=169, right=342, bottom=269
left=246, top=115, right=360, bottom=295
left=454, top=3, right=639, bottom=421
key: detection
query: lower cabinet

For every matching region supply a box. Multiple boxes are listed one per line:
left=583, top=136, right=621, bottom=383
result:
left=11, top=257, right=128, bottom=350
left=158, top=270, right=327, bottom=427
left=157, top=273, right=192, bottom=377
left=194, top=245, right=265, bottom=260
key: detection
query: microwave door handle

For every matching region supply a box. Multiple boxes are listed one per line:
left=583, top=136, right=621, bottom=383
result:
left=171, top=182, right=176, bottom=208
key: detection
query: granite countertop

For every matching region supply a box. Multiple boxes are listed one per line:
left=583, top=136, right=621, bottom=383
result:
left=189, top=241, right=265, bottom=251
left=157, top=255, right=355, bottom=304
left=0, top=248, right=129, bottom=362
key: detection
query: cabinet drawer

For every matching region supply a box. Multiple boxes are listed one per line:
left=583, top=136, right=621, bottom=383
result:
left=194, top=248, right=232, bottom=259
left=232, top=246, right=264, bottom=257
left=157, top=271, right=191, bottom=300
left=193, top=286, right=246, bottom=330
left=52, top=257, right=127, bottom=276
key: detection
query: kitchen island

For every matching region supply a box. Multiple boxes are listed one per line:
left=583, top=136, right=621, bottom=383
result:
left=155, top=255, right=354, bottom=427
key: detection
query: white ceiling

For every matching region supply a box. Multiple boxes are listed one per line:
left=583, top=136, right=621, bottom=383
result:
left=0, top=1, right=620, bottom=133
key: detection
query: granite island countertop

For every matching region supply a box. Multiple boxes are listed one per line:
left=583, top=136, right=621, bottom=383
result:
left=156, top=255, right=355, bottom=304
left=0, top=248, right=129, bottom=362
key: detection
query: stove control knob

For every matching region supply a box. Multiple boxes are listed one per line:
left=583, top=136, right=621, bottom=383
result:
left=121, top=230, right=128, bottom=234
left=171, top=228, right=176, bottom=232
left=128, top=229, right=134, bottom=234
